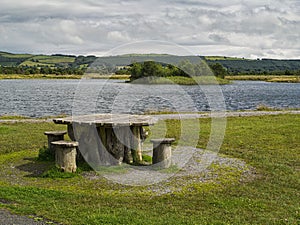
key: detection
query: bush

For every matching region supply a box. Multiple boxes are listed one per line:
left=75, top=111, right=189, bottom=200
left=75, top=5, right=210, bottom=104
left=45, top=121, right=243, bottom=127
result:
left=37, top=146, right=55, bottom=162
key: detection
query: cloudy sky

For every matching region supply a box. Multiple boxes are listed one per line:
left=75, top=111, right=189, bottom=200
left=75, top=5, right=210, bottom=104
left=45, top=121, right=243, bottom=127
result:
left=0, top=0, right=299, bottom=58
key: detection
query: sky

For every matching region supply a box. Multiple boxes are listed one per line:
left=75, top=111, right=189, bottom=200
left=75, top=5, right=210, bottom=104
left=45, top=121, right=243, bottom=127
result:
left=0, top=0, right=299, bottom=59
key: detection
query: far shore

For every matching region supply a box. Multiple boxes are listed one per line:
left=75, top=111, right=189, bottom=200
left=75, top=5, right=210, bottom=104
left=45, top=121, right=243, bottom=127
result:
left=1, top=74, right=300, bottom=83
left=1, top=109, right=300, bottom=122
left=0, top=74, right=230, bottom=85
left=0, top=74, right=130, bottom=80
left=226, top=75, right=300, bottom=83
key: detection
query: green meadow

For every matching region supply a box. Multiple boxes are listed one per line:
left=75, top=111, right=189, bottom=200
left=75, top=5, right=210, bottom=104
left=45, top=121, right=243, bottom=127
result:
left=0, top=114, right=299, bottom=224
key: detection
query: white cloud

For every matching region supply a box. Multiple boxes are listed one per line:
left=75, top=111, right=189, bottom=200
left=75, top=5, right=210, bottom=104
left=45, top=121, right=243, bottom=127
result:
left=0, top=0, right=299, bottom=58
left=107, top=31, right=131, bottom=42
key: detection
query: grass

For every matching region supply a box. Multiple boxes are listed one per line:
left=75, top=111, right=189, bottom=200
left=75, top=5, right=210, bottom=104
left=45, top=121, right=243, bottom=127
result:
left=256, top=104, right=278, bottom=111
left=0, top=121, right=66, bottom=154
left=0, top=114, right=299, bottom=224
left=0, top=74, right=83, bottom=79
left=0, top=52, right=33, bottom=58
left=0, top=115, right=31, bottom=120
left=20, top=55, right=75, bottom=67
left=131, top=76, right=230, bottom=85
left=0, top=74, right=131, bottom=80
left=226, top=75, right=300, bottom=83
left=19, top=61, right=54, bottom=67
left=84, top=74, right=131, bottom=80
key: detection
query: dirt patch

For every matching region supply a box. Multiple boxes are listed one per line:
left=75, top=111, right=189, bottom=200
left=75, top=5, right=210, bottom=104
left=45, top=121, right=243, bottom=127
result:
left=0, top=209, right=60, bottom=225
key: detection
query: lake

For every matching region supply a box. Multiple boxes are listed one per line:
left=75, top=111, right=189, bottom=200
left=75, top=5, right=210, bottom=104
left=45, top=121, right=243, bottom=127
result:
left=0, top=79, right=299, bottom=117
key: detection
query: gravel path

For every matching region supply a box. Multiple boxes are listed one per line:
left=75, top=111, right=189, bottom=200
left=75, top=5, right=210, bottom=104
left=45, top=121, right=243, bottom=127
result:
left=152, top=110, right=300, bottom=121
left=1, top=110, right=299, bottom=124
left=0, top=209, right=58, bottom=225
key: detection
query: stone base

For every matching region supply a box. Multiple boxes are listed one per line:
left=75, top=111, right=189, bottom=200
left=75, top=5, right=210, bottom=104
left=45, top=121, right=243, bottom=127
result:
left=151, top=138, right=175, bottom=168
left=44, top=131, right=67, bottom=155
left=51, top=141, right=78, bottom=173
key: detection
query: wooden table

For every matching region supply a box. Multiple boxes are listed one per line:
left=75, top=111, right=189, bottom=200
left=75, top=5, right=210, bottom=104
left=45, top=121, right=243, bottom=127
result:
left=53, top=114, right=156, bottom=165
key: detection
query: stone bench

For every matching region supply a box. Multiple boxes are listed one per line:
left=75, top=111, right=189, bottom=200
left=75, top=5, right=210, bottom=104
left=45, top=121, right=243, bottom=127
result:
left=51, top=140, right=78, bottom=173
left=44, top=131, right=67, bottom=155
left=150, top=138, right=175, bottom=168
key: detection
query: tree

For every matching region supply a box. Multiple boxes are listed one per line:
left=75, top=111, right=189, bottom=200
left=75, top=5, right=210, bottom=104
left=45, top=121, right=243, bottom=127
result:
left=130, top=62, right=143, bottom=80
left=142, top=61, right=163, bottom=77
left=209, top=63, right=227, bottom=79
left=178, top=60, right=195, bottom=76
left=194, top=61, right=213, bottom=76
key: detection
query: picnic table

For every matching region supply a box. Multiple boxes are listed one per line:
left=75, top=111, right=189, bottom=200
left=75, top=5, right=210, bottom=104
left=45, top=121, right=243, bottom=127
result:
left=53, top=114, right=156, bottom=165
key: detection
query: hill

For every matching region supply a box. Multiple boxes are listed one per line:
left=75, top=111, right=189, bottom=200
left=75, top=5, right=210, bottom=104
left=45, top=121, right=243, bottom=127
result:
left=0, top=51, right=300, bottom=75
left=207, top=58, right=300, bottom=75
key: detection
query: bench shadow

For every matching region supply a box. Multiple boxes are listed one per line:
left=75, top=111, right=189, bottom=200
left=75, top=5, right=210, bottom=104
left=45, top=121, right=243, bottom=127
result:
left=16, top=157, right=53, bottom=177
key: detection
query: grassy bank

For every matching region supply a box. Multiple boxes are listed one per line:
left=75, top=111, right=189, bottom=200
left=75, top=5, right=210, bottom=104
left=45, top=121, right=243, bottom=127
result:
left=0, top=74, right=228, bottom=84
left=131, top=76, right=230, bottom=85
left=0, top=74, right=130, bottom=80
left=226, top=75, right=300, bottom=83
left=0, top=114, right=299, bottom=224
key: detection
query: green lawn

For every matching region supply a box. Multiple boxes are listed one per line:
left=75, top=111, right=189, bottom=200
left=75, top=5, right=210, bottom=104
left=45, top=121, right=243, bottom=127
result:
left=0, top=114, right=299, bottom=224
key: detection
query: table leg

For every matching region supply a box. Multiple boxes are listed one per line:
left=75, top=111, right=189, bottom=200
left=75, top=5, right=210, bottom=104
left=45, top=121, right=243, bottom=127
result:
left=103, top=127, right=124, bottom=165
left=111, top=127, right=124, bottom=165
left=131, top=126, right=143, bottom=163
left=67, top=124, right=75, bottom=141
left=98, top=126, right=107, bottom=150
left=67, top=124, right=84, bottom=162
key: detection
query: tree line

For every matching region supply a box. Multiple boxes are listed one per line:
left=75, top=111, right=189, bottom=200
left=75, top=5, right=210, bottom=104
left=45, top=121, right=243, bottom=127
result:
left=0, top=66, right=85, bottom=75
left=125, top=60, right=227, bottom=81
left=211, top=59, right=300, bottom=75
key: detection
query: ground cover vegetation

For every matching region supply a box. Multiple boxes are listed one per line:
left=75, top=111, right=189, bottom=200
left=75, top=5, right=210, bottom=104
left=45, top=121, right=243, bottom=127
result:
left=0, top=114, right=299, bottom=224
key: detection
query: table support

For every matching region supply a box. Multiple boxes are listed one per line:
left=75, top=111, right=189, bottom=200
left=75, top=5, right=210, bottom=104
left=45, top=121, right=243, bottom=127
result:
left=131, top=126, right=143, bottom=163
left=66, top=123, right=145, bottom=165
left=67, top=124, right=75, bottom=141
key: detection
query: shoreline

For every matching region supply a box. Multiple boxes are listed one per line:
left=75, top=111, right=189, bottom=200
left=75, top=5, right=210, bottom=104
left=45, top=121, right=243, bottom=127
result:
left=0, top=74, right=130, bottom=80
left=226, top=75, right=300, bottom=83
left=1, top=74, right=300, bottom=83
left=1, top=110, right=299, bottom=124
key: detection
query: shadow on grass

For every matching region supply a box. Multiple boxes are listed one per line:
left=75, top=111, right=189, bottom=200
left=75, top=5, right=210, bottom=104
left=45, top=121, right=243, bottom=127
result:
left=15, top=157, right=53, bottom=178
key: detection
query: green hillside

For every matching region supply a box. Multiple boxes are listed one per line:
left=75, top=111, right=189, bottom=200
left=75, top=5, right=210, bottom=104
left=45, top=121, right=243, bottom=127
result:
left=0, top=52, right=76, bottom=67
left=0, top=51, right=33, bottom=66
left=208, top=59, right=300, bottom=75
left=0, top=51, right=300, bottom=76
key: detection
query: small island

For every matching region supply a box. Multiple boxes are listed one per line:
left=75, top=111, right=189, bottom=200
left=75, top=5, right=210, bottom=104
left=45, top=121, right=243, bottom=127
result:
left=122, top=60, right=229, bottom=85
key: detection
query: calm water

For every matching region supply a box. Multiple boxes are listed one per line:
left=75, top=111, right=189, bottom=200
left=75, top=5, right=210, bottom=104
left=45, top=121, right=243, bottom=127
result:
left=0, top=79, right=299, bottom=117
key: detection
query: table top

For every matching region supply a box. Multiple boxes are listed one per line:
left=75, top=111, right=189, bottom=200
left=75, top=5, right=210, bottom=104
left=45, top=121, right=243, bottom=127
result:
left=53, top=114, right=157, bottom=126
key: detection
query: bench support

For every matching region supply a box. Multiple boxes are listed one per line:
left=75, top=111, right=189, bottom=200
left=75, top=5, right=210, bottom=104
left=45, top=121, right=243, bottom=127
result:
left=44, top=131, right=67, bottom=155
left=52, top=141, right=78, bottom=173
left=151, top=138, right=175, bottom=168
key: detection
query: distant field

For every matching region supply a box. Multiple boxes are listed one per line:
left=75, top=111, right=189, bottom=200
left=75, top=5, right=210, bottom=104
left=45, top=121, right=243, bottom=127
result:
left=0, top=52, right=75, bottom=67
left=30, top=55, right=75, bottom=63
left=226, top=75, right=300, bottom=83
left=20, top=55, right=75, bottom=67
left=0, top=74, right=130, bottom=80
left=0, top=74, right=82, bottom=79
left=19, top=61, right=53, bottom=67
left=0, top=52, right=33, bottom=58
left=204, top=56, right=249, bottom=61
